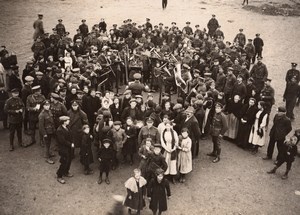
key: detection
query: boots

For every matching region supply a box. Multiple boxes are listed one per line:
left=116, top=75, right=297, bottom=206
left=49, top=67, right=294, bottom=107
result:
left=281, top=170, right=289, bottom=180
left=267, top=167, right=277, bottom=174
left=105, top=177, right=110, bottom=184
left=212, top=156, right=220, bottom=163
left=97, top=176, right=103, bottom=184
left=9, top=144, right=14, bottom=152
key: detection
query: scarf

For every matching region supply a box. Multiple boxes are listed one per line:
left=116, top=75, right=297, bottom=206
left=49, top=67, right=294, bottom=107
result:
left=124, top=176, right=147, bottom=193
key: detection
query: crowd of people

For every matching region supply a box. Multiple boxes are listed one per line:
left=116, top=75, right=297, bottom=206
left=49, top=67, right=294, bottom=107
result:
left=1, top=13, right=300, bottom=215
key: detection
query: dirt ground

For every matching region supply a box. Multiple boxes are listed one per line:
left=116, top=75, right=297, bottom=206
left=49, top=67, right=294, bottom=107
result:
left=0, top=0, right=300, bottom=214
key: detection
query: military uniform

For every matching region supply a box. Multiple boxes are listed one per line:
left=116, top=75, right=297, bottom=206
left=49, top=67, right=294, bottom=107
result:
left=4, top=94, right=24, bottom=150
left=260, top=84, right=275, bottom=113
left=50, top=100, right=68, bottom=128
left=39, top=107, right=55, bottom=161
left=250, top=61, right=268, bottom=92
left=138, top=126, right=160, bottom=146
left=286, top=68, right=300, bottom=83
left=26, top=90, right=46, bottom=145
left=56, top=22, right=66, bottom=37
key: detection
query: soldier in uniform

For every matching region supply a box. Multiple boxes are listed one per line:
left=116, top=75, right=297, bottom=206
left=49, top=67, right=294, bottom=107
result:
left=50, top=92, right=68, bottom=129
left=145, top=18, right=153, bottom=30
left=21, top=76, right=34, bottom=134
left=283, top=76, right=299, bottom=120
left=207, top=102, right=228, bottom=163
left=49, top=28, right=60, bottom=47
left=234, top=29, right=246, bottom=48
left=128, top=73, right=149, bottom=96
left=4, top=89, right=24, bottom=151
left=56, top=19, right=66, bottom=37
left=244, top=39, right=255, bottom=65
left=285, top=63, right=300, bottom=84
left=31, top=36, right=45, bottom=60
left=182, top=21, right=193, bottom=35
left=33, top=14, right=44, bottom=41
left=207, top=14, right=219, bottom=38
left=138, top=117, right=160, bottom=147
left=162, top=0, right=168, bottom=9
left=79, top=19, right=89, bottom=38
left=253, top=33, right=264, bottom=63
left=249, top=56, right=268, bottom=93
left=39, top=100, right=56, bottom=164
left=56, top=116, right=75, bottom=184
left=260, top=78, right=275, bottom=113
left=26, top=85, right=46, bottom=146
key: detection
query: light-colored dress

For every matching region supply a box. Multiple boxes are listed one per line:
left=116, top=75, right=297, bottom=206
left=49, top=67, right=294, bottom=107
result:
left=249, top=110, right=268, bottom=146
left=161, top=129, right=178, bottom=175
left=177, top=137, right=192, bottom=174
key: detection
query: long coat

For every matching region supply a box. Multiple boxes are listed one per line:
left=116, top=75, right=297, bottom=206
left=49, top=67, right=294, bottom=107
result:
left=80, top=133, right=94, bottom=166
left=123, top=177, right=147, bottom=211
left=147, top=178, right=171, bottom=212
left=177, top=137, right=192, bottom=174
left=249, top=110, right=268, bottom=146
left=68, top=108, right=88, bottom=147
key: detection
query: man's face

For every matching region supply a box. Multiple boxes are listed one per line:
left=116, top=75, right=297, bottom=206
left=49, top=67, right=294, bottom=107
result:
left=215, top=106, right=222, bottom=113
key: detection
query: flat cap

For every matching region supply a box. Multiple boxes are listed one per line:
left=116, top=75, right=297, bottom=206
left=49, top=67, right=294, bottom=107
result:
left=51, top=92, right=60, bottom=99
left=185, top=106, right=195, bottom=113
left=102, top=139, right=112, bottom=144
left=58, top=78, right=66, bottom=84
left=129, top=98, right=137, bottom=103
left=215, top=102, right=224, bottom=108
left=36, top=71, right=43, bottom=76
left=25, top=76, right=34, bottom=82
left=11, top=88, right=19, bottom=93
left=59, top=116, right=70, bottom=121
left=133, top=73, right=142, bottom=79
left=32, top=85, right=41, bottom=90
left=113, top=121, right=122, bottom=125
left=146, top=117, right=154, bottom=122
left=278, top=106, right=286, bottom=112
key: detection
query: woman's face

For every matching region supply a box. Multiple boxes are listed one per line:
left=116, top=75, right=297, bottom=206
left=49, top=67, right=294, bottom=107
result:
left=182, top=131, right=188, bottom=138
left=134, top=171, right=141, bottom=180
left=157, top=174, right=164, bottom=181
left=126, top=118, right=133, bottom=125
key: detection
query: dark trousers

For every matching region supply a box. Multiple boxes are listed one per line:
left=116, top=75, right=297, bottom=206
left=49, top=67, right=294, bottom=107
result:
left=253, top=49, right=262, bottom=63
left=162, top=0, right=168, bottom=9
left=23, top=110, right=29, bottom=131
left=267, top=136, right=284, bottom=160
left=212, top=136, right=221, bottom=156
left=191, top=139, right=199, bottom=158
left=57, top=152, right=72, bottom=178
left=242, top=0, right=248, bottom=5
left=28, top=120, right=38, bottom=143
left=44, top=134, right=53, bottom=158
left=286, top=97, right=297, bottom=119
left=9, top=123, right=22, bottom=145
left=276, top=159, right=293, bottom=171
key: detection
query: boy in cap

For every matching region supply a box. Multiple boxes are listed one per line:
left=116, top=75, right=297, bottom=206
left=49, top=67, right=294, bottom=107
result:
left=146, top=144, right=168, bottom=181
left=97, top=139, right=114, bottom=184
left=267, top=133, right=299, bottom=179
left=80, top=124, right=94, bottom=175
left=4, top=88, right=24, bottom=151
left=56, top=116, right=74, bottom=184
left=208, top=102, right=228, bottom=163
left=111, top=121, right=127, bottom=168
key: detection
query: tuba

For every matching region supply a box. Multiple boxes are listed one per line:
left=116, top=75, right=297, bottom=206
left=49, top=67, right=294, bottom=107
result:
left=174, top=63, right=188, bottom=93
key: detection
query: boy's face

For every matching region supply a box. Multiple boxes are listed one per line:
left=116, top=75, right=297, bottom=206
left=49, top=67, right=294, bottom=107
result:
left=182, top=131, right=188, bottom=138
left=114, top=125, right=121, bottom=130
left=154, top=147, right=161, bottom=154
left=215, top=106, right=222, bottom=113
left=290, top=136, right=298, bottom=145
left=84, top=127, right=90, bottom=134
left=145, top=141, right=151, bottom=147
left=157, top=174, right=164, bottom=181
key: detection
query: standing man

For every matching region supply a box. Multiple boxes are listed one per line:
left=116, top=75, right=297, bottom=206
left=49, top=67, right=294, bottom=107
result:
left=39, top=100, right=55, bottom=164
left=56, top=19, right=66, bottom=38
left=21, top=76, right=33, bottom=134
left=56, top=116, right=75, bottom=184
left=79, top=19, right=89, bottom=38
left=234, top=29, right=246, bottom=48
left=283, top=76, right=299, bottom=120
left=182, top=106, right=202, bottom=159
left=207, top=102, right=228, bottom=163
left=33, top=14, right=44, bottom=41
left=4, top=89, right=24, bottom=151
left=26, top=85, right=46, bottom=146
left=285, top=63, right=300, bottom=84
left=260, top=78, right=275, bottom=113
left=253, top=33, right=264, bottom=63
left=250, top=57, right=268, bottom=93
left=162, top=0, right=168, bottom=9
left=207, top=14, right=219, bottom=38
left=263, top=106, right=292, bottom=162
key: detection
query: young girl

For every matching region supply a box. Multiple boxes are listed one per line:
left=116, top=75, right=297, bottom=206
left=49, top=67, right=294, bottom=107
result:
left=124, top=168, right=147, bottom=215
left=147, top=168, right=171, bottom=215
left=97, top=139, right=114, bottom=185
left=267, top=134, right=299, bottom=179
left=160, top=120, right=179, bottom=184
left=177, top=128, right=192, bottom=183
left=80, top=125, right=94, bottom=175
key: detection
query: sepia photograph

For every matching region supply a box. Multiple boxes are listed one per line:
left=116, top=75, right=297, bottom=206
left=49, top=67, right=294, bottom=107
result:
left=0, top=0, right=300, bottom=214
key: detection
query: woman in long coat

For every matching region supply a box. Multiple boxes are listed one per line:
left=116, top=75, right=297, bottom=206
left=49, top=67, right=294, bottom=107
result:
left=147, top=169, right=171, bottom=215
left=249, top=101, right=269, bottom=154
left=224, top=95, right=243, bottom=140
left=124, top=169, right=147, bottom=215
left=68, top=100, right=88, bottom=147
left=160, top=120, right=179, bottom=183
left=123, top=117, right=138, bottom=165
left=177, top=128, right=192, bottom=183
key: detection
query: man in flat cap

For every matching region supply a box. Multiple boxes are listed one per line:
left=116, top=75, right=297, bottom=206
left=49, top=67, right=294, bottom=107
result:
left=56, top=19, right=66, bottom=37
left=181, top=106, right=202, bottom=158
left=207, top=14, right=219, bottom=38
left=50, top=92, right=68, bottom=129
left=26, top=85, right=46, bottom=146
left=4, top=88, right=24, bottom=151
left=33, top=14, right=44, bottom=41
left=263, top=106, right=292, bottom=162
left=285, top=63, right=300, bottom=84
left=21, top=76, right=34, bottom=134
left=128, top=73, right=149, bottom=96
left=253, top=33, right=264, bottom=63
left=208, top=102, right=228, bottom=163
left=56, top=115, right=75, bottom=184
